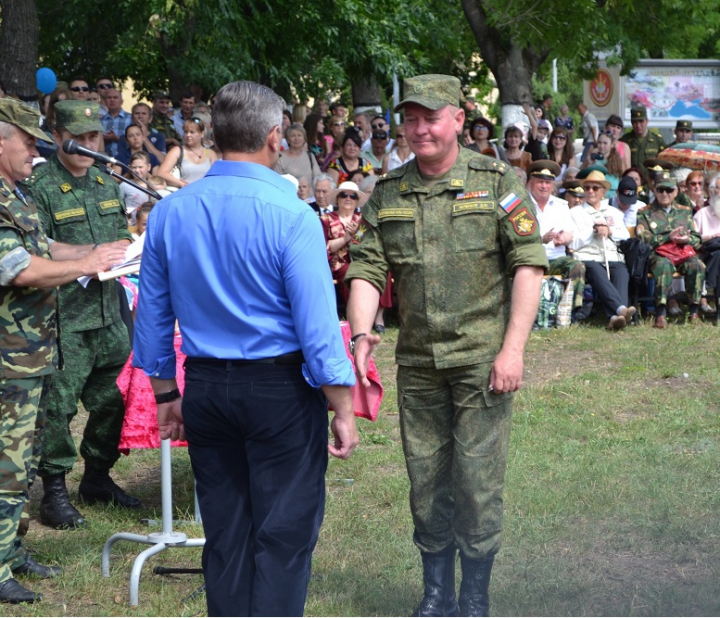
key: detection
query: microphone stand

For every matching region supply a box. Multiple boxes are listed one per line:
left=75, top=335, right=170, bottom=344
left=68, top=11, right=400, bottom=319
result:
left=98, top=164, right=163, bottom=201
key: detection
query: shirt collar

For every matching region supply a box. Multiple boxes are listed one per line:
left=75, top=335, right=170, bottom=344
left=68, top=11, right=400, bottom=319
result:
left=205, top=160, right=298, bottom=198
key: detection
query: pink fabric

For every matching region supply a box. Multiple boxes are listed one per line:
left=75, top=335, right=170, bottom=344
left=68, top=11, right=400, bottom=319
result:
left=117, top=324, right=382, bottom=452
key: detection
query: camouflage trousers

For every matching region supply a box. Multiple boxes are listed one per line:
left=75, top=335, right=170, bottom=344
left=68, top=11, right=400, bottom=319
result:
left=548, top=255, right=586, bottom=309
left=0, top=376, right=51, bottom=583
left=649, top=254, right=706, bottom=306
left=39, top=321, right=130, bottom=477
left=397, top=363, right=513, bottom=560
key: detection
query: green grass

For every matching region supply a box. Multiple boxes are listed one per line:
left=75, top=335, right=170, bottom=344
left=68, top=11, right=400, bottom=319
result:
left=4, top=320, right=720, bottom=616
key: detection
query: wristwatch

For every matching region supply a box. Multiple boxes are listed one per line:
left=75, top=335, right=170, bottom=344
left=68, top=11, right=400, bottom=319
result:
left=349, top=333, right=367, bottom=355
left=155, top=388, right=181, bottom=404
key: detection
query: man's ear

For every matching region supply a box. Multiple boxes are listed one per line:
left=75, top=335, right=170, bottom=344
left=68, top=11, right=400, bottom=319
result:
left=267, top=125, right=281, bottom=153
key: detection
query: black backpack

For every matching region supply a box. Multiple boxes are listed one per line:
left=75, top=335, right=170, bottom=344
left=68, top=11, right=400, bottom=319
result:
left=618, top=238, right=651, bottom=282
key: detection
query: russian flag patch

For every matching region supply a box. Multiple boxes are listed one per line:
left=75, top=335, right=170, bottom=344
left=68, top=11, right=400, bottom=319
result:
left=500, top=193, right=522, bottom=213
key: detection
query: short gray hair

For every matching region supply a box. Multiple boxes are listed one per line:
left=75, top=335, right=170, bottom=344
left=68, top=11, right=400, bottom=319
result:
left=0, top=121, right=16, bottom=140
left=212, top=81, right=284, bottom=153
left=313, top=173, right=336, bottom=191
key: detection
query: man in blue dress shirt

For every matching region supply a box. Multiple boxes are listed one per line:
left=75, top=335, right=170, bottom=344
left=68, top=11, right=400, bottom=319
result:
left=133, top=80, right=359, bottom=617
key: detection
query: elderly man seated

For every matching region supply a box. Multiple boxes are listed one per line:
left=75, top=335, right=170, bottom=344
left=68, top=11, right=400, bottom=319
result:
left=636, top=171, right=705, bottom=328
left=526, top=160, right=586, bottom=319
left=570, top=171, right=635, bottom=330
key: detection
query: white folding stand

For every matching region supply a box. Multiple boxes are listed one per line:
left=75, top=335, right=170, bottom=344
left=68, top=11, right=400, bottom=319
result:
left=101, top=438, right=205, bottom=608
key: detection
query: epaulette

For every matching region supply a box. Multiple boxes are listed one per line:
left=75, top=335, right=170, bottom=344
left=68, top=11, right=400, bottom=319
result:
left=24, top=161, right=50, bottom=186
left=377, top=166, right=406, bottom=183
left=468, top=157, right=509, bottom=174
left=675, top=203, right=692, bottom=211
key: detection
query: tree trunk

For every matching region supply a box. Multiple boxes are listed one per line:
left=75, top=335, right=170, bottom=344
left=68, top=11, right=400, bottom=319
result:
left=460, top=0, right=548, bottom=127
left=0, top=0, right=39, bottom=100
left=352, top=76, right=382, bottom=115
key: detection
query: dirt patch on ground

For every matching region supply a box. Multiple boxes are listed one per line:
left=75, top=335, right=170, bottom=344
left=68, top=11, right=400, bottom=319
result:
left=524, top=349, right=600, bottom=386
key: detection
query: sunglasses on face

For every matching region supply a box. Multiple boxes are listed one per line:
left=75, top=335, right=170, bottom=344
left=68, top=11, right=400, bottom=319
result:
left=552, top=135, right=567, bottom=140
left=584, top=185, right=604, bottom=192
left=332, top=122, right=345, bottom=127
left=689, top=181, right=703, bottom=187
left=371, top=123, right=384, bottom=129
left=474, top=125, right=489, bottom=131
left=338, top=192, right=359, bottom=200
left=97, top=83, right=114, bottom=89
left=656, top=187, right=675, bottom=194
left=71, top=86, right=89, bottom=92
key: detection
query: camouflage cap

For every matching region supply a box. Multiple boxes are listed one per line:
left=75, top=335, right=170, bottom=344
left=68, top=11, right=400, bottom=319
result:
left=0, top=98, right=51, bottom=142
left=54, top=100, right=104, bottom=135
left=654, top=171, right=677, bottom=189
left=675, top=119, right=693, bottom=131
left=630, top=106, right=648, bottom=121
left=394, top=74, right=462, bottom=113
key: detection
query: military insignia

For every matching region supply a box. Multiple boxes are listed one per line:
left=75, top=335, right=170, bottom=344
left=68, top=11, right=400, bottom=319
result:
left=399, top=181, right=409, bottom=191
left=499, top=192, right=522, bottom=213
left=508, top=207, right=536, bottom=236
left=60, top=182, right=72, bottom=193
left=99, top=199, right=121, bottom=210
left=456, top=190, right=489, bottom=200
left=378, top=208, right=415, bottom=220
left=450, top=179, right=464, bottom=188
left=650, top=221, right=657, bottom=229
left=54, top=207, right=85, bottom=221
left=96, top=176, right=104, bottom=185
left=413, top=83, right=423, bottom=94
left=353, top=220, right=368, bottom=244
left=452, top=202, right=494, bottom=214
left=84, top=108, right=92, bottom=117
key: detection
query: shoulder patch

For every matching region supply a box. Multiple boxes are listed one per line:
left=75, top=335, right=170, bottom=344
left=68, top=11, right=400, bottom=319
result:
left=508, top=207, right=537, bottom=236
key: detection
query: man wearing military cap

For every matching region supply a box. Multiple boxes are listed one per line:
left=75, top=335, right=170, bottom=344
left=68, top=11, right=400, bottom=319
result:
left=346, top=74, right=548, bottom=617
left=561, top=180, right=586, bottom=208
left=526, top=160, right=587, bottom=319
left=643, top=158, right=693, bottom=208
left=0, top=99, right=125, bottom=602
left=635, top=171, right=705, bottom=328
left=669, top=119, right=694, bottom=147
left=620, top=106, right=666, bottom=177
left=20, top=100, right=140, bottom=531
left=150, top=90, right=181, bottom=143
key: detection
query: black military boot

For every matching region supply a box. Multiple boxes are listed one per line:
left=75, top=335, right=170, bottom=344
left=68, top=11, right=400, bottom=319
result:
left=0, top=578, right=42, bottom=604
left=39, top=474, right=86, bottom=530
left=78, top=467, right=141, bottom=508
left=12, top=556, right=62, bottom=579
left=411, top=546, right=459, bottom=617
left=458, top=554, right=494, bottom=617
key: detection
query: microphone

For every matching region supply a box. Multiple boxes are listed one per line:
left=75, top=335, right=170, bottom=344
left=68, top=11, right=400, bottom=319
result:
left=62, top=139, right=119, bottom=166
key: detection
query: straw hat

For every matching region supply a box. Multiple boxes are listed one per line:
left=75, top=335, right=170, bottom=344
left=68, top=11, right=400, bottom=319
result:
left=330, top=181, right=369, bottom=208
left=581, top=170, right=611, bottom=191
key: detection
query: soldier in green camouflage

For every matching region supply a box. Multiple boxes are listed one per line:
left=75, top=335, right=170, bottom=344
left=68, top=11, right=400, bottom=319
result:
left=346, top=75, right=548, bottom=617
left=150, top=90, right=181, bottom=145
left=620, top=106, right=666, bottom=179
left=635, top=171, right=705, bottom=328
left=0, top=99, right=125, bottom=603
left=21, top=100, right=140, bottom=531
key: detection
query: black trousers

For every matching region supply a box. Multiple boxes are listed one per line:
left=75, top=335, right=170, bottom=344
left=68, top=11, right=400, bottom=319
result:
left=182, top=360, right=329, bottom=617
left=583, top=260, right=630, bottom=316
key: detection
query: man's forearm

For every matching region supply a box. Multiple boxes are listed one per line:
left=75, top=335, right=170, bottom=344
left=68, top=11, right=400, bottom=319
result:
left=347, top=278, right=381, bottom=336
left=49, top=242, right=94, bottom=260
left=501, top=266, right=544, bottom=356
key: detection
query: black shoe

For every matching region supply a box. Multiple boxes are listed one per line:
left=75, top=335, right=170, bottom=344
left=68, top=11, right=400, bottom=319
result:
left=458, top=554, right=494, bottom=617
left=39, top=474, right=86, bottom=530
left=373, top=323, right=386, bottom=334
left=12, top=557, right=61, bottom=579
left=0, top=578, right=42, bottom=604
left=412, top=546, right=459, bottom=617
left=78, top=468, right=141, bottom=509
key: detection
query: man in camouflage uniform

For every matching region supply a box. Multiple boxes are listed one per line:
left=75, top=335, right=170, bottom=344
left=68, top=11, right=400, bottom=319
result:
left=150, top=90, right=181, bottom=145
left=636, top=171, right=705, bottom=328
left=620, top=106, right=666, bottom=179
left=0, top=99, right=124, bottom=602
left=21, top=101, right=139, bottom=530
left=346, top=75, right=548, bottom=617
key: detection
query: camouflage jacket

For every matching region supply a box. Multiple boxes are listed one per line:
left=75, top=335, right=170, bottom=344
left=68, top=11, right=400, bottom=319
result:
left=619, top=131, right=666, bottom=177
left=150, top=114, right=181, bottom=143
left=636, top=202, right=702, bottom=251
left=346, top=147, right=549, bottom=369
left=0, top=176, right=58, bottom=379
left=20, top=156, right=132, bottom=332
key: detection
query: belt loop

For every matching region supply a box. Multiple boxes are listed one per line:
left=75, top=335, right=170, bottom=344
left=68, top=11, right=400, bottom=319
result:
left=225, top=360, right=233, bottom=372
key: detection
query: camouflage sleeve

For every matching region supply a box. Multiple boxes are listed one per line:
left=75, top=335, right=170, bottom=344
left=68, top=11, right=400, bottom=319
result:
left=0, top=218, right=31, bottom=285
left=495, top=171, right=549, bottom=276
left=23, top=184, right=54, bottom=238
left=634, top=210, right=652, bottom=245
left=345, top=184, right=390, bottom=294
left=111, top=182, right=133, bottom=242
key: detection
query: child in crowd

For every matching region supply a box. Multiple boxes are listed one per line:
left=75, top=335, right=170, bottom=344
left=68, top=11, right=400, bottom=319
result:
left=134, top=202, right=154, bottom=238
left=121, top=152, right=154, bottom=226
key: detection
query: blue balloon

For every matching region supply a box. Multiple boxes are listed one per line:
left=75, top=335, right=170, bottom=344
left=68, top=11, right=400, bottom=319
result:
left=36, top=67, right=57, bottom=95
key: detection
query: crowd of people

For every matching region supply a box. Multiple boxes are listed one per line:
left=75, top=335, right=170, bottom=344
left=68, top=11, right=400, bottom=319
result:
left=1, top=69, right=719, bottom=617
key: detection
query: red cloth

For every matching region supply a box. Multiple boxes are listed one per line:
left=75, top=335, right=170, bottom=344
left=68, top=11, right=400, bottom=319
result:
left=117, top=324, right=382, bottom=451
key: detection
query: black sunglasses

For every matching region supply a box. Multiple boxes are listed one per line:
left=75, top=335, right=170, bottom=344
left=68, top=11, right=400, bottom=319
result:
left=552, top=134, right=567, bottom=140
left=338, top=192, right=359, bottom=200
left=656, top=186, right=675, bottom=193
left=71, top=86, right=89, bottom=92
left=371, top=123, right=384, bottom=129
left=97, top=83, right=114, bottom=89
